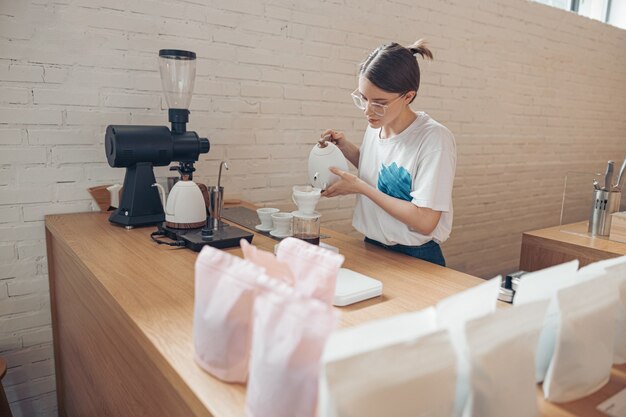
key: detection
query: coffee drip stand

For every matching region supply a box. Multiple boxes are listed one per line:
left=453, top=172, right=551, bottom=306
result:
left=105, top=48, right=252, bottom=251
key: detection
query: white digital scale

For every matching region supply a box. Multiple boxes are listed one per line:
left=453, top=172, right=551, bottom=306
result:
left=333, top=268, right=383, bottom=307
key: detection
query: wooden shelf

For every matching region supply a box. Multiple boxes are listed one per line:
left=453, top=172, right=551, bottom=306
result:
left=521, top=221, right=626, bottom=271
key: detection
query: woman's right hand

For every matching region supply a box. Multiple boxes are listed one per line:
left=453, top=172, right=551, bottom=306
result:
left=320, top=129, right=349, bottom=153
left=319, top=129, right=360, bottom=169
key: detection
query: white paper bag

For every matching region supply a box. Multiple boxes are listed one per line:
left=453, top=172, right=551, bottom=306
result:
left=276, top=237, right=345, bottom=305
left=513, top=260, right=579, bottom=382
left=463, top=300, right=549, bottom=417
left=543, top=277, right=620, bottom=402
left=241, top=239, right=294, bottom=285
left=319, top=308, right=457, bottom=417
left=577, top=255, right=626, bottom=275
left=246, top=278, right=338, bottom=417
left=436, top=276, right=502, bottom=416
left=615, top=276, right=626, bottom=364
left=193, top=245, right=264, bottom=383
left=580, top=257, right=626, bottom=364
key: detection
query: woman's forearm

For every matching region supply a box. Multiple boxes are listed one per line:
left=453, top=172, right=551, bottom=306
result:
left=358, top=182, right=441, bottom=235
left=343, top=142, right=360, bottom=168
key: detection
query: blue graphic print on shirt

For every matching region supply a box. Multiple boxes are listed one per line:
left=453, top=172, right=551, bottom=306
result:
left=377, top=162, right=412, bottom=201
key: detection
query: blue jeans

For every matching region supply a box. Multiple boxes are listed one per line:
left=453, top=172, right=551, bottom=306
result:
left=364, top=237, right=446, bottom=267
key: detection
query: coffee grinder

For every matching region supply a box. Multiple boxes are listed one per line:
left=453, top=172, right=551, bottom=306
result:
left=105, top=49, right=253, bottom=250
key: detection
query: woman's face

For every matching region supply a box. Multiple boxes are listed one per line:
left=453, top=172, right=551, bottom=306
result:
left=356, top=77, right=414, bottom=129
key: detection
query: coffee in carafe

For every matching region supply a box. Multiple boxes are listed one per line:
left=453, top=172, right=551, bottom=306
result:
left=293, top=212, right=321, bottom=245
left=296, top=234, right=320, bottom=245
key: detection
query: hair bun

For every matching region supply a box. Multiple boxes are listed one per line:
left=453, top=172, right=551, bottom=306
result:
left=407, top=39, right=433, bottom=60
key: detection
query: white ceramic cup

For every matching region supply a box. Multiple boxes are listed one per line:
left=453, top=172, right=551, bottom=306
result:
left=257, top=207, right=279, bottom=229
left=292, top=185, right=321, bottom=215
left=271, top=212, right=293, bottom=236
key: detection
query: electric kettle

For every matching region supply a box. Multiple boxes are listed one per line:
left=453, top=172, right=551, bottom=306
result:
left=153, top=180, right=206, bottom=228
left=308, top=142, right=349, bottom=190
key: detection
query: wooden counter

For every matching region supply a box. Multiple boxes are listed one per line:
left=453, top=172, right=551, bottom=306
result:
left=45, top=212, right=624, bottom=417
left=520, top=221, right=626, bottom=272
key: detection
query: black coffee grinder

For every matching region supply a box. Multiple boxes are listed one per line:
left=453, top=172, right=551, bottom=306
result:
left=104, top=49, right=253, bottom=250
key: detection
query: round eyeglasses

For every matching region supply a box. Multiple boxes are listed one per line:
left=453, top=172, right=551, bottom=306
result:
left=350, top=89, right=405, bottom=117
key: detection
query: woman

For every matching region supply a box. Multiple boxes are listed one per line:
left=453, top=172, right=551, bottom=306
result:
left=320, top=40, right=456, bottom=267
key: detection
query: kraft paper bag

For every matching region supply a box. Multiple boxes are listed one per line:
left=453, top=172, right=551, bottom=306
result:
left=435, top=276, right=502, bottom=417
left=513, top=260, right=580, bottom=383
left=276, top=237, right=345, bottom=305
left=240, top=239, right=295, bottom=285
left=318, top=308, right=456, bottom=417
left=543, top=277, right=620, bottom=402
left=463, top=300, right=549, bottom=417
left=193, top=245, right=264, bottom=383
left=246, top=277, right=338, bottom=417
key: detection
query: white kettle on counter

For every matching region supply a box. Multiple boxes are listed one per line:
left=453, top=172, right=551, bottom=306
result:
left=153, top=180, right=206, bottom=229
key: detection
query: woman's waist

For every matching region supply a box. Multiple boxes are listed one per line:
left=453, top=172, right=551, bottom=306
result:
left=354, top=196, right=450, bottom=245
left=364, top=236, right=438, bottom=249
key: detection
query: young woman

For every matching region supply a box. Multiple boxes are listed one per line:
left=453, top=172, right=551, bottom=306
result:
left=320, top=40, right=456, bottom=267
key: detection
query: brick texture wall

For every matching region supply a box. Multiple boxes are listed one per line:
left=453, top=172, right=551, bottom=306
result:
left=1, top=0, right=626, bottom=414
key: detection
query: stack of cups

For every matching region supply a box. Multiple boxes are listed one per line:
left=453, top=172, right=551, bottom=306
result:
left=255, top=185, right=322, bottom=243
left=256, top=208, right=293, bottom=238
left=270, top=212, right=293, bottom=237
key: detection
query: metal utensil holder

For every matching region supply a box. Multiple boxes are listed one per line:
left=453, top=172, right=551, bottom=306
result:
left=588, top=189, right=621, bottom=236
left=208, top=186, right=224, bottom=229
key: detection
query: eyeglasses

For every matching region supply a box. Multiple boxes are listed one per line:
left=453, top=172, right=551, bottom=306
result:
left=350, top=89, right=405, bottom=117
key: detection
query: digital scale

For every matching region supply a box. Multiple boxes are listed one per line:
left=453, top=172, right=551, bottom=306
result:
left=333, top=268, right=383, bottom=306
left=152, top=218, right=253, bottom=251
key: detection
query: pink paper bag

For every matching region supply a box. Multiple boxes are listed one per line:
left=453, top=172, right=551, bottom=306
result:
left=276, top=237, right=345, bottom=304
left=246, top=278, right=338, bottom=417
left=193, top=245, right=264, bottom=383
left=240, top=239, right=295, bottom=285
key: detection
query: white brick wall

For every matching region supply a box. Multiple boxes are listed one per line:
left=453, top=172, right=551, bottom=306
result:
left=1, top=0, right=626, bottom=414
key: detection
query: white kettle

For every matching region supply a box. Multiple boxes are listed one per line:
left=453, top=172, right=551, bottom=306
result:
left=308, top=142, right=349, bottom=190
left=153, top=180, right=206, bottom=229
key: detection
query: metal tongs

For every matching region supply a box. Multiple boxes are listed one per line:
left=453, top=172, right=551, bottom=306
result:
left=613, top=157, right=626, bottom=192
left=603, top=161, right=614, bottom=191
left=592, top=158, right=625, bottom=192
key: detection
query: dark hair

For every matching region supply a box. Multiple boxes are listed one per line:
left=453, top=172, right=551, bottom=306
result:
left=359, top=39, right=433, bottom=103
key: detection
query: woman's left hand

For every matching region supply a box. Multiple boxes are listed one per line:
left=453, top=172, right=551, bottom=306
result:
left=322, top=167, right=366, bottom=197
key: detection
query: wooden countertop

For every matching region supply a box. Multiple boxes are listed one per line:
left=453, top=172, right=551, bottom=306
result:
left=45, top=212, right=625, bottom=417
left=524, top=221, right=626, bottom=256
left=45, top=211, right=484, bottom=417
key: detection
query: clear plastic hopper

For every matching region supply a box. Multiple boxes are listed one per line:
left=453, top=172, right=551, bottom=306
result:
left=158, top=49, right=196, bottom=109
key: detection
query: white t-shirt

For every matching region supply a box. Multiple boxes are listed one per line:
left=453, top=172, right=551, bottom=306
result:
left=353, top=112, right=456, bottom=246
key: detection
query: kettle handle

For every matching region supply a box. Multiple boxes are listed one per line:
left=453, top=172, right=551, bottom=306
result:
left=106, top=184, right=122, bottom=209
left=152, top=183, right=166, bottom=211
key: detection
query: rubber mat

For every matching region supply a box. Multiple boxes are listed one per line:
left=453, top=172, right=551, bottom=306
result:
left=221, top=206, right=329, bottom=241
